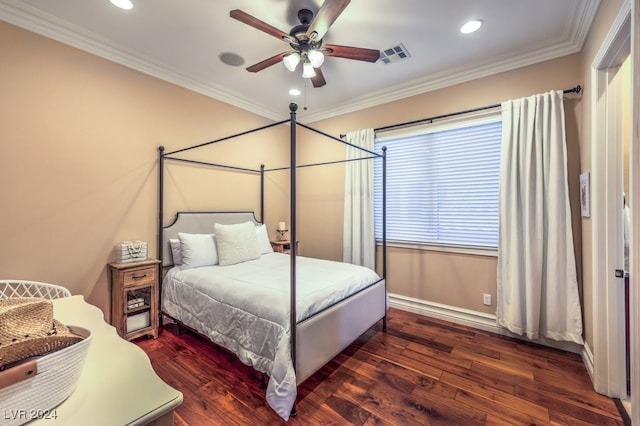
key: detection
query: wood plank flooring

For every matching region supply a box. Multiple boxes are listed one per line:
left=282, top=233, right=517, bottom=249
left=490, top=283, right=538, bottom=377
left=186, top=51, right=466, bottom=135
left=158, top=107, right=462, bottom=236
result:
left=136, top=308, right=625, bottom=425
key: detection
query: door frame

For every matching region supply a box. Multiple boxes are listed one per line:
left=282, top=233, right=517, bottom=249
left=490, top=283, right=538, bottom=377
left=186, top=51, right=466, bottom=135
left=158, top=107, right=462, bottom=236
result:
left=630, top=1, right=639, bottom=424
left=590, top=0, right=631, bottom=399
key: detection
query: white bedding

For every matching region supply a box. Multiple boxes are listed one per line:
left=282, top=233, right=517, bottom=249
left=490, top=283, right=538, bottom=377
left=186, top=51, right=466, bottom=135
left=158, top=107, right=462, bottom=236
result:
left=161, top=252, right=381, bottom=420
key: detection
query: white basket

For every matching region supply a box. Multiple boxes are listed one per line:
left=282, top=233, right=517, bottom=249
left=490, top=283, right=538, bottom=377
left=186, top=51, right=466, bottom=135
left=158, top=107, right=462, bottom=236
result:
left=0, top=281, right=71, bottom=300
left=0, top=326, right=92, bottom=426
left=115, top=241, right=148, bottom=263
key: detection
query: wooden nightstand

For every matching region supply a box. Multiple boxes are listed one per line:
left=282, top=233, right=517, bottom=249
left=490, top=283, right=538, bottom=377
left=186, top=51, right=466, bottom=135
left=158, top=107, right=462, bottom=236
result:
left=270, top=240, right=299, bottom=255
left=108, top=259, right=160, bottom=341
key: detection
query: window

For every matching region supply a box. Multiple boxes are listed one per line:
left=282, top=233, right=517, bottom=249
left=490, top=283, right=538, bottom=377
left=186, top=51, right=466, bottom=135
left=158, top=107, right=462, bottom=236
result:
left=374, top=114, right=501, bottom=251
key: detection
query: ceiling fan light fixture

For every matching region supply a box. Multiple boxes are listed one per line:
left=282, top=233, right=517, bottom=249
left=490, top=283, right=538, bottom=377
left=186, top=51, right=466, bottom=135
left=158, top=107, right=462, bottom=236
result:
left=231, top=4, right=376, bottom=88
left=302, top=61, right=316, bottom=78
left=283, top=52, right=301, bottom=72
left=308, top=49, right=324, bottom=68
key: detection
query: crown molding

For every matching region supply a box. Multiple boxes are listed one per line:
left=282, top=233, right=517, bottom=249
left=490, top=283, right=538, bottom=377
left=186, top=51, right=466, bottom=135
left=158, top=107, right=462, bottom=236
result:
left=303, top=0, right=601, bottom=123
left=302, top=40, right=582, bottom=123
left=0, top=0, right=600, bottom=124
left=0, top=1, right=284, bottom=121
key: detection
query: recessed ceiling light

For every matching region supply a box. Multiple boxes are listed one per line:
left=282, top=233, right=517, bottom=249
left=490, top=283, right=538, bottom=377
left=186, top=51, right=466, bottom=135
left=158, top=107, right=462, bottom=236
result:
left=109, top=0, right=133, bottom=10
left=219, top=52, right=245, bottom=67
left=289, top=89, right=301, bottom=96
left=460, top=19, right=483, bottom=34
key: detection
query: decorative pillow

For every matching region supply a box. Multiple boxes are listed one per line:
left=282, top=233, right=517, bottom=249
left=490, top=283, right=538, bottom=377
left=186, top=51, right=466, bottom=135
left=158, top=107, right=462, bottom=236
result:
left=214, top=221, right=261, bottom=266
left=255, top=224, right=274, bottom=255
left=178, top=232, right=218, bottom=269
left=169, top=238, right=182, bottom=265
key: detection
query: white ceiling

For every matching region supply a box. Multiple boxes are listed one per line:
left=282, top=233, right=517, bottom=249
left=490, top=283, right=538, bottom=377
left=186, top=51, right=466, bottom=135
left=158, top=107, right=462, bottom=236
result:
left=0, top=0, right=600, bottom=122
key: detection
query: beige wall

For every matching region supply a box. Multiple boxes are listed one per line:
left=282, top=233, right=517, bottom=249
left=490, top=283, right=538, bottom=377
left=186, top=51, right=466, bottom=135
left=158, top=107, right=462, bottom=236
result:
left=0, top=22, right=289, bottom=318
left=0, top=0, right=627, bottom=333
left=298, top=0, right=627, bottom=325
left=301, top=54, right=582, bottom=314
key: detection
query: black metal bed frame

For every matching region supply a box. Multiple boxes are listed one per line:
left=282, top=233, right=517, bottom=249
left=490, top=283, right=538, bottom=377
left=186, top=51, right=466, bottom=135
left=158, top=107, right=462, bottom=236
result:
left=157, top=102, right=387, bottom=388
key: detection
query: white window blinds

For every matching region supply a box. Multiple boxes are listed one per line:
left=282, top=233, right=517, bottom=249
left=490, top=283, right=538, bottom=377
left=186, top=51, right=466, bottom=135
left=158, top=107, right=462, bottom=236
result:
left=374, top=116, right=501, bottom=249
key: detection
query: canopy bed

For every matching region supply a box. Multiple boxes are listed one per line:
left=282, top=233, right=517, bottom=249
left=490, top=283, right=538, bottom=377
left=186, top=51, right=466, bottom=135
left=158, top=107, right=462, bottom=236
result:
left=156, top=103, right=387, bottom=421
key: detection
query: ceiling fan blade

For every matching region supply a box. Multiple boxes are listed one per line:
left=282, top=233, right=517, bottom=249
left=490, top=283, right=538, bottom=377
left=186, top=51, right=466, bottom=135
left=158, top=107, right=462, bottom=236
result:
left=306, top=0, right=350, bottom=42
left=246, top=52, right=287, bottom=73
left=311, top=67, right=327, bottom=88
left=230, top=9, right=290, bottom=42
left=324, top=44, right=380, bottom=62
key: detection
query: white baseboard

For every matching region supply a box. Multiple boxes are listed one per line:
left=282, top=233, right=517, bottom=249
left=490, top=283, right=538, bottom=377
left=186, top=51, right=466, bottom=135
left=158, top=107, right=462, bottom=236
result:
left=388, top=293, right=583, bottom=354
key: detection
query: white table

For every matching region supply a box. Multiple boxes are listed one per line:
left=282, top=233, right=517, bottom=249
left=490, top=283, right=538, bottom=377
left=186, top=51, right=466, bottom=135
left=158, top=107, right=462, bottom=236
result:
left=32, top=295, right=183, bottom=426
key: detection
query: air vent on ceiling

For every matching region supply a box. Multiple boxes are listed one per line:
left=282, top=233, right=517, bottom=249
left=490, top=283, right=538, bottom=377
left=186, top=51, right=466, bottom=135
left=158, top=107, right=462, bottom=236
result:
left=380, top=43, right=411, bottom=64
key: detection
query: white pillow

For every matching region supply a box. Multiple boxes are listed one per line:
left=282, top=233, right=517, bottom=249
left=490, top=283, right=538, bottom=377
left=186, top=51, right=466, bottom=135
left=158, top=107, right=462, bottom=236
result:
left=178, top=232, right=218, bottom=269
left=169, top=238, right=182, bottom=265
left=214, top=221, right=260, bottom=266
left=255, top=224, right=274, bottom=255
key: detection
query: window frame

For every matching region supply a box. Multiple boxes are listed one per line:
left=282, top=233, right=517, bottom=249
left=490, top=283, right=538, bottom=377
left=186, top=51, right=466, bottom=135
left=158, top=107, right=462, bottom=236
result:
left=374, top=109, right=501, bottom=257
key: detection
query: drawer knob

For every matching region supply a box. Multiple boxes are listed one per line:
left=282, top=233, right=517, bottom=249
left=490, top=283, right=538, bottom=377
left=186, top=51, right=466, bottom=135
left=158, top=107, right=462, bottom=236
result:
left=132, top=274, right=147, bottom=280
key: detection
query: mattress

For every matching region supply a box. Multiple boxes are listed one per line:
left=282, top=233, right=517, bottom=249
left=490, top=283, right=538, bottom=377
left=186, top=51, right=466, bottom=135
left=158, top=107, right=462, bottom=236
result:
left=161, top=252, right=381, bottom=420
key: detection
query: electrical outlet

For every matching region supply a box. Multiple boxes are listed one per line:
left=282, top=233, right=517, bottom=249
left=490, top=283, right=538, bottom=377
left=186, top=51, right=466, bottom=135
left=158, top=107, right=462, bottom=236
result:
left=483, top=293, right=492, bottom=306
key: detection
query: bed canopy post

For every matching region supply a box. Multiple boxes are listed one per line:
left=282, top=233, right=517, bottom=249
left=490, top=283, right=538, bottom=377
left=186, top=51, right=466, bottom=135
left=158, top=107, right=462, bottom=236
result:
left=158, top=146, right=165, bottom=264
left=260, top=164, right=265, bottom=223
left=382, top=146, right=387, bottom=280
left=289, top=103, right=298, bottom=381
left=382, top=146, right=388, bottom=331
left=157, top=145, right=165, bottom=327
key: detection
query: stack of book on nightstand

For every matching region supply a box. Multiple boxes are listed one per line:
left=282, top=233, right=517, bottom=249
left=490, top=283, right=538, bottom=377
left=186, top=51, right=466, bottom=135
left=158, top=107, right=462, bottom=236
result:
left=127, top=297, right=145, bottom=310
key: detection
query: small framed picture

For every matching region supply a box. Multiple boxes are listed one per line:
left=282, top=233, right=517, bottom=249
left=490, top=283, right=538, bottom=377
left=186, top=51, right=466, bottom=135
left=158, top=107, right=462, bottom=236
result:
left=580, top=172, right=590, bottom=217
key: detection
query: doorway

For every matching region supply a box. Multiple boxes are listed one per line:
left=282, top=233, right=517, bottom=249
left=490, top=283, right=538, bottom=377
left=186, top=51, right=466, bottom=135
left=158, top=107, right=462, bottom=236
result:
left=619, top=56, right=632, bottom=398
left=590, top=2, right=636, bottom=423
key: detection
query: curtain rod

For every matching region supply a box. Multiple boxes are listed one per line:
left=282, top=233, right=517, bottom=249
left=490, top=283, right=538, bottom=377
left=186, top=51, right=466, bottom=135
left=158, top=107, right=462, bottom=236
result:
left=340, top=85, right=582, bottom=137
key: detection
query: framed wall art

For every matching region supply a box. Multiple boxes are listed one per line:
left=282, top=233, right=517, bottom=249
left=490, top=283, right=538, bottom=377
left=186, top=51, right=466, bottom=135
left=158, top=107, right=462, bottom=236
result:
left=580, top=172, right=590, bottom=217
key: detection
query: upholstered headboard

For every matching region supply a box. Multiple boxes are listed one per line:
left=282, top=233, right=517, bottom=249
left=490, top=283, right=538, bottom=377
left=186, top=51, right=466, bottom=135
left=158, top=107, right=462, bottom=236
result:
left=161, top=211, right=260, bottom=266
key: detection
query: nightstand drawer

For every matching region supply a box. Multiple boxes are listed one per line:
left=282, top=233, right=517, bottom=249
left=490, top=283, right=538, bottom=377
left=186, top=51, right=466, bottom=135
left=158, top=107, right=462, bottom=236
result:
left=123, top=266, right=156, bottom=287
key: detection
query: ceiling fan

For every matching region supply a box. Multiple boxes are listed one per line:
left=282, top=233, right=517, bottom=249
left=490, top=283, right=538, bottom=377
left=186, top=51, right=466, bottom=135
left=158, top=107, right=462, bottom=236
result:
left=230, top=0, right=380, bottom=88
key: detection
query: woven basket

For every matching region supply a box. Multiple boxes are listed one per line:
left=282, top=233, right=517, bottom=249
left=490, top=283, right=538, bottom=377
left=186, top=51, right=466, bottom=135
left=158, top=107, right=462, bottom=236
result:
left=0, top=326, right=92, bottom=426
left=0, top=281, right=71, bottom=300
left=0, top=281, right=89, bottom=425
left=115, top=241, right=148, bottom=263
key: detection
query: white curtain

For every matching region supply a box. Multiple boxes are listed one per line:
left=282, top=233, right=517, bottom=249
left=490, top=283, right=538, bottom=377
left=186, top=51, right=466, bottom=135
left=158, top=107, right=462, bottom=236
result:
left=497, top=90, right=583, bottom=344
left=343, top=128, right=375, bottom=269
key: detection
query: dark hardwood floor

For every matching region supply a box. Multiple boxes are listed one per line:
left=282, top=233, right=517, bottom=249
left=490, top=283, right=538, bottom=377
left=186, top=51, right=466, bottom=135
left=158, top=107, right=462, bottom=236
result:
left=136, top=308, right=625, bottom=425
